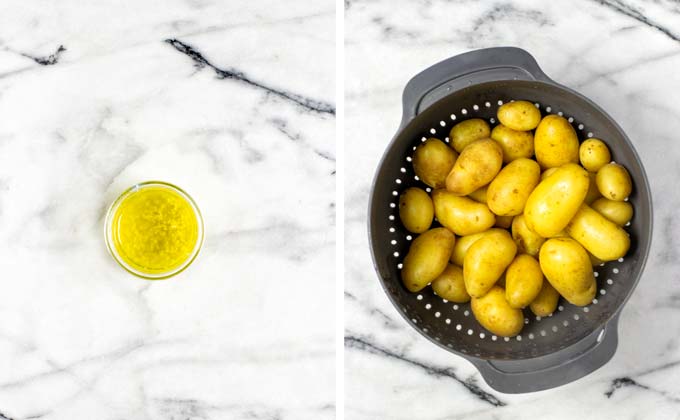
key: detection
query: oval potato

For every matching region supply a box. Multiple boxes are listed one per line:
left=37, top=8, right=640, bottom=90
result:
left=490, top=124, right=534, bottom=163
left=471, top=286, right=524, bottom=337
left=539, top=238, right=596, bottom=306
left=431, top=264, right=470, bottom=303
left=529, top=281, right=560, bottom=317
left=591, top=197, right=633, bottom=226
left=524, top=163, right=590, bottom=237
left=511, top=214, right=545, bottom=256
left=579, top=138, right=611, bottom=172
left=413, top=138, right=458, bottom=188
left=401, top=228, right=456, bottom=292
left=565, top=203, right=630, bottom=261
left=449, top=118, right=490, bottom=153
left=540, top=167, right=558, bottom=181
left=445, top=139, right=503, bottom=196
left=432, top=190, right=495, bottom=235
left=449, top=230, right=499, bottom=266
left=534, top=115, right=579, bottom=169
left=464, top=229, right=517, bottom=298
left=497, top=100, right=541, bottom=131
left=487, top=158, right=541, bottom=216
left=468, top=186, right=488, bottom=204
left=398, top=187, right=433, bottom=233
left=596, top=163, right=632, bottom=201
left=506, top=254, right=543, bottom=309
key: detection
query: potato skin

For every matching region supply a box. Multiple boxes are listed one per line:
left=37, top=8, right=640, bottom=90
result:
left=584, top=172, right=602, bottom=205
left=468, top=186, right=488, bottom=204
left=579, top=138, right=611, bottom=172
left=511, top=214, right=545, bottom=256
left=401, top=228, right=456, bottom=292
left=540, top=167, right=558, bottom=181
left=505, top=254, right=543, bottom=309
left=445, top=139, right=503, bottom=196
left=398, top=187, right=433, bottom=233
left=413, top=138, right=458, bottom=188
left=539, top=238, right=596, bottom=306
left=529, top=281, right=560, bottom=317
left=449, top=118, right=490, bottom=153
left=591, top=197, right=633, bottom=226
left=449, top=230, right=498, bottom=266
left=432, top=190, right=495, bottom=235
left=472, top=286, right=524, bottom=337
left=534, top=115, right=579, bottom=169
left=565, top=203, right=630, bottom=261
left=431, top=264, right=470, bottom=303
left=497, top=100, right=541, bottom=131
left=495, top=215, right=514, bottom=229
left=487, top=158, right=541, bottom=216
left=464, top=229, right=517, bottom=298
left=524, top=163, right=590, bottom=237
left=596, top=163, right=632, bottom=201
left=490, top=124, right=534, bottom=163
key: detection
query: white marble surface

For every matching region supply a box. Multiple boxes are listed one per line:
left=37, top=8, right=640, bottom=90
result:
left=345, top=0, right=680, bottom=418
left=0, top=1, right=335, bottom=419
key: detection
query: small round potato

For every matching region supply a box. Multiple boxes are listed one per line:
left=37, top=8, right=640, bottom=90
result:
left=591, top=197, right=634, bottom=226
left=446, top=138, right=503, bottom=196
left=565, top=203, right=630, bottom=261
left=511, top=214, right=545, bottom=256
left=401, top=228, right=456, bottom=292
left=464, top=229, right=517, bottom=298
left=450, top=230, right=498, bottom=266
left=490, top=124, right=534, bottom=163
left=579, top=138, right=611, bottom=172
left=431, top=264, right=470, bottom=303
left=539, top=238, right=596, bottom=306
left=596, top=163, right=632, bottom=201
left=413, top=138, right=458, bottom=188
left=529, top=281, right=560, bottom=317
left=432, top=190, right=495, bottom=235
left=472, top=286, right=524, bottom=337
left=534, top=115, right=579, bottom=169
left=505, top=254, right=543, bottom=309
left=398, top=187, right=434, bottom=233
left=497, top=100, right=541, bottom=131
left=487, top=158, right=540, bottom=216
left=449, top=118, right=490, bottom=153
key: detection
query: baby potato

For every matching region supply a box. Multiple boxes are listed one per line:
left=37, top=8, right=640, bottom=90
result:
left=540, top=167, right=558, bottom=181
left=505, top=254, right=543, bottom=309
left=432, top=190, right=495, bottom=235
left=524, top=163, right=590, bottom=237
left=591, top=197, right=633, bottom=226
left=431, top=264, right=470, bottom=303
left=579, top=138, right=611, bottom=172
left=497, top=100, right=541, bottom=131
left=413, top=138, right=458, bottom=188
left=450, top=229, right=501, bottom=266
left=446, top=138, right=503, bottom=195
left=472, top=286, right=524, bottom=337
left=449, top=118, right=490, bottom=153
left=539, top=238, right=596, bottom=306
left=468, top=186, right=488, bottom=204
left=401, top=228, right=456, bottom=292
left=487, top=158, right=541, bottom=216
left=565, top=203, right=630, bottom=261
left=399, top=187, right=433, bottom=233
left=495, top=215, right=514, bottom=229
left=534, top=115, right=579, bottom=169
left=511, top=214, right=545, bottom=256
left=529, top=281, right=560, bottom=317
left=596, top=163, right=632, bottom=201
left=584, top=172, right=602, bottom=205
left=464, top=229, right=517, bottom=298
left=490, top=124, right=534, bottom=163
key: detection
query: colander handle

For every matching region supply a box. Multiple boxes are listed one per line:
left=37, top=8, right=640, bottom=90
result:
left=401, top=47, right=552, bottom=124
left=471, top=313, right=620, bottom=393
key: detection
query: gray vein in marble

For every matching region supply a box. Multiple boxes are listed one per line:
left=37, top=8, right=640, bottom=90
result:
left=268, top=117, right=336, bottom=161
left=605, top=376, right=680, bottom=403
left=473, top=3, right=550, bottom=32
left=345, top=287, right=401, bottom=330
left=0, top=411, right=15, bottom=420
left=345, top=335, right=506, bottom=407
left=1, top=44, right=66, bottom=66
left=164, top=38, right=335, bottom=115
left=591, top=0, right=680, bottom=42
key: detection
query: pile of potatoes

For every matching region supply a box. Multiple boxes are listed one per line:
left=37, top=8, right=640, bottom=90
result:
left=399, top=100, right=633, bottom=338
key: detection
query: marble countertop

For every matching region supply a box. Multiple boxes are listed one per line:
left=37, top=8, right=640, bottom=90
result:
left=0, top=1, right=335, bottom=419
left=345, top=0, right=680, bottom=419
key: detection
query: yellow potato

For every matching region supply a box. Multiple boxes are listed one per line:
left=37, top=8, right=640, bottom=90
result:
left=511, top=214, right=545, bottom=256
left=540, top=167, right=558, bottom=181
left=495, top=215, right=514, bottom=229
left=579, top=138, right=611, bottom=172
left=589, top=251, right=605, bottom=267
left=524, top=163, right=590, bottom=237
left=565, top=203, right=630, bottom=261
left=401, top=228, right=455, bottom=292
left=468, top=186, right=488, bottom=204
left=398, top=187, right=433, bottom=233
left=497, top=100, right=541, bottom=131
left=534, top=115, right=579, bottom=169
left=471, top=286, right=524, bottom=337
left=490, top=124, right=534, bottom=163
left=487, top=158, right=541, bottom=216
left=413, top=138, right=458, bottom=188
left=591, top=197, right=633, bottom=226
left=445, top=139, right=503, bottom=195
left=596, top=163, right=632, bottom=201
left=539, top=238, right=596, bottom=306
left=449, top=118, right=490, bottom=153
left=432, top=190, right=495, bottom=235
left=529, top=281, right=560, bottom=317
left=449, top=230, right=498, bottom=266
left=505, top=254, right=543, bottom=309
left=464, top=229, right=517, bottom=298
left=431, top=264, right=470, bottom=303
left=584, top=172, right=601, bottom=205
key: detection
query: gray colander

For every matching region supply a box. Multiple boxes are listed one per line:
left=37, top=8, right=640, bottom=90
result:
left=368, top=47, right=652, bottom=393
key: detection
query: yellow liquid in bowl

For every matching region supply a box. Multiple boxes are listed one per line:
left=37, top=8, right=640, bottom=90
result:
left=110, top=185, right=200, bottom=276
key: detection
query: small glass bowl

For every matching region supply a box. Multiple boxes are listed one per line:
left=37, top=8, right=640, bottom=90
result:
left=104, top=181, right=204, bottom=280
